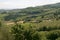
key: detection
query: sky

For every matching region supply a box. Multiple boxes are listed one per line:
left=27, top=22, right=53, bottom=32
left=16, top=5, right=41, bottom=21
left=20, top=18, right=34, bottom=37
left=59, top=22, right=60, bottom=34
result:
left=0, top=0, right=60, bottom=9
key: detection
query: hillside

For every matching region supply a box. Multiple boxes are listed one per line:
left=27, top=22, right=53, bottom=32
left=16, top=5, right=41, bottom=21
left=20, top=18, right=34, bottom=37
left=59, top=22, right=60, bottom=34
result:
left=0, top=3, right=60, bottom=22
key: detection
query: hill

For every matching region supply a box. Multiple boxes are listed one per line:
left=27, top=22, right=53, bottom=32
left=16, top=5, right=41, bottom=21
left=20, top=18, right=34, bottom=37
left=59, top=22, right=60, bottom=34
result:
left=0, top=3, right=60, bottom=22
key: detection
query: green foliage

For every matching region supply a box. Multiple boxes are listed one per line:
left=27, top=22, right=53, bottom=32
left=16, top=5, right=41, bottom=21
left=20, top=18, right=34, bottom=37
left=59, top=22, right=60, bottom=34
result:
left=56, top=37, right=60, bottom=40
left=0, top=3, right=60, bottom=40
left=11, top=24, right=24, bottom=40
left=47, top=32, right=58, bottom=40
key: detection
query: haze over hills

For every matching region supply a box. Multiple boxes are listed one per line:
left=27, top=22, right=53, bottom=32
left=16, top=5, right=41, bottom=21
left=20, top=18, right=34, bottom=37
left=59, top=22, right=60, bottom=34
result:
left=0, top=2, right=60, bottom=21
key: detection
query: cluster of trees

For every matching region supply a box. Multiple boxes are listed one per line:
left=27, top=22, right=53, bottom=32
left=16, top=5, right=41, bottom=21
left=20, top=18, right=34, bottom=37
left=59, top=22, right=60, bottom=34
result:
left=11, top=23, right=60, bottom=40
left=0, top=20, right=60, bottom=40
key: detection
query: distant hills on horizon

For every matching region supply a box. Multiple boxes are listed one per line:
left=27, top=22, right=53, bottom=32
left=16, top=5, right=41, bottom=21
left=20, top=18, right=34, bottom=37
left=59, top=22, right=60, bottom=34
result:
left=0, top=2, right=60, bottom=21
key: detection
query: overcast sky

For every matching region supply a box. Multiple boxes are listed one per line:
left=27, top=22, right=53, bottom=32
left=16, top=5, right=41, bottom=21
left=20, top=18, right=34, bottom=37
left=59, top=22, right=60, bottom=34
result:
left=0, top=0, right=60, bottom=9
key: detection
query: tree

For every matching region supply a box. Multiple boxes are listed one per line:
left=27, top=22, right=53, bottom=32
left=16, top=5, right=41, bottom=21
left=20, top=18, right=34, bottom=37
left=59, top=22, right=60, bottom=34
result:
left=32, top=32, right=40, bottom=40
left=56, top=37, right=60, bottom=40
left=11, top=24, right=24, bottom=40
left=24, top=25, right=35, bottom=40
left=47, top=31, right=59, bottom=40
left=0, top=21, right=2, bottom=27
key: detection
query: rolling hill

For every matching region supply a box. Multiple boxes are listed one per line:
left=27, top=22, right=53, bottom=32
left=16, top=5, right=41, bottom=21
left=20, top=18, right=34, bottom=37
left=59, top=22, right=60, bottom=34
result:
left=0, top=3, right=60, bottom=22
